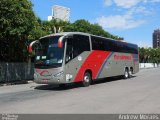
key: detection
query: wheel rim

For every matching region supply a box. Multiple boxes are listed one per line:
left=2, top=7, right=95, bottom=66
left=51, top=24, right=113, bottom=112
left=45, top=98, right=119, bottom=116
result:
left=125, top=71, right=128, bottom=78
left=84, top=76, right=90, bottom=83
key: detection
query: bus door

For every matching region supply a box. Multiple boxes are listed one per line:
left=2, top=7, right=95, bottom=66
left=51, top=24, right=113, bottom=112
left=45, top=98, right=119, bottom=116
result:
left=65, top=35, right=90, bottom=82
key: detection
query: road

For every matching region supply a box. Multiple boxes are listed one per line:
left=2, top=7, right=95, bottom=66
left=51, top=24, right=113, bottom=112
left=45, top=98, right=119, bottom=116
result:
left=0, top=68, right=160, bottom=114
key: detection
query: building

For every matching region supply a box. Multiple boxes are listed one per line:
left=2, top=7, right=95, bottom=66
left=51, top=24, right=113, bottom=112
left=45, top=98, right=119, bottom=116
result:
left=48, top=5, right=70, bottom=22
left=153, top=29, right=160, bottom=48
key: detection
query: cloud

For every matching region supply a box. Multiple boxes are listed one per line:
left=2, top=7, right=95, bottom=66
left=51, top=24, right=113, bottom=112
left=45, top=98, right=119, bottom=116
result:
left=129, top=6, right=153, bottom=15
left=97, top=11, right=145, bottom=30
left=104, top=0, right=142, bottom=8
left=100, top=0, right=158, bottom=30
left=144, top=0, right=160, bottom=3
left=104, top=0, right=113, bottom=6
left=113, top=0, right=141, bottom=8
left=104, top=0, right=160, bottom=8
left=152, top=0, right=160, bottom=2
left=138, top=40, right=152, bottom=48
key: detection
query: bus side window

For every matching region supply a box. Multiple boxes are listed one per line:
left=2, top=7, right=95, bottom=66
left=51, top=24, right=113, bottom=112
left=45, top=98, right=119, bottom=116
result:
left=65, top=35, right=90, bottom=64
left=91, top=36, right=105, bottom=51
left=73, top=35, right=90, bottom=57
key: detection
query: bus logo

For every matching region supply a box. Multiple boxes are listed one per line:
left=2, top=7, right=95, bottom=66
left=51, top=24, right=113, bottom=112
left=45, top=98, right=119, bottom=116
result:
left=78, top=56, right=82, bottom=61
left=40, top=70, right=51, bottom=76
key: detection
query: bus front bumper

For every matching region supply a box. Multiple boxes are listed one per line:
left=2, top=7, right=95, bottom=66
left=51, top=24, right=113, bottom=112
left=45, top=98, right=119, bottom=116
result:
left=34, top=73, right=72, bottom=85
left=34, top=74, right=73, bottom=84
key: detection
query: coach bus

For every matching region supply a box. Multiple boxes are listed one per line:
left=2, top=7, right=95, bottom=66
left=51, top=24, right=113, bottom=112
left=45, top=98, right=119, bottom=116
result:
left=29, top=32, right=139, bottom=87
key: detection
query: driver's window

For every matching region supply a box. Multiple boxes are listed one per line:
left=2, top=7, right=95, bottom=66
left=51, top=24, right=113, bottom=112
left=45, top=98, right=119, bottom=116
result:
left=65, top=35, right=90, bottom=64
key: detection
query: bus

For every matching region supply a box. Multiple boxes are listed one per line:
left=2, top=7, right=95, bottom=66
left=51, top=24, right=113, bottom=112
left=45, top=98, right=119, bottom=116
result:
left=29, top=32, right=139, bottom=87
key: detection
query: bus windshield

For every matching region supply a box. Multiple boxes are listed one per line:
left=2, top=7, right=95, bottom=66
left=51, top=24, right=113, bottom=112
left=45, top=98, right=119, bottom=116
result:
left=35, top=36, right=64, bottom=68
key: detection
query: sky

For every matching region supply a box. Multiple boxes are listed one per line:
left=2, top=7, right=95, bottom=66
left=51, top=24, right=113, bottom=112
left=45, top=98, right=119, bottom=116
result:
left=31, top=0, right=160, bottom=47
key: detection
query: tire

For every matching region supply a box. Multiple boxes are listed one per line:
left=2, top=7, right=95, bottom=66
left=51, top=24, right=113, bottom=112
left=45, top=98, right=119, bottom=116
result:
left=81, top=72, right=91, bottom=87
left=123, top=68, right=129, bottom=79
left=128, top=68, right=133, bottom=78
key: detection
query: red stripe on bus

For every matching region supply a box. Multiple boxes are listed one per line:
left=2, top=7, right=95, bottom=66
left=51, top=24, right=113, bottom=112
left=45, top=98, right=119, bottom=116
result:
left=74, top=51, right=111, bottom=82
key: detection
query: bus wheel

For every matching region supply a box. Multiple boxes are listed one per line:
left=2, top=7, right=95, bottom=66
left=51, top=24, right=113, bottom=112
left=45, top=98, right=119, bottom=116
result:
left=124, top=68, right=129, bottom=79
left=81, top=72, right=91, bottom=87
left=128, top=68, right=133, bottom=78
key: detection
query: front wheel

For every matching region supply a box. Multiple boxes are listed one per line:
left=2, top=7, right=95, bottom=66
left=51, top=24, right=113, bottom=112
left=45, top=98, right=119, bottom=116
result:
left=81, top=72, right=91, bottom=87
left=123, top=68, right=129, bottom=79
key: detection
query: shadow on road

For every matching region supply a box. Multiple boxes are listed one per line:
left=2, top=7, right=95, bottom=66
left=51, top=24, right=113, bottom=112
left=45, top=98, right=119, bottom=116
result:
left=34, top=75, right=136, bottom=91
left=34, top=84, right=78, bottom=91
left=93, top=75, right=136, bottom=85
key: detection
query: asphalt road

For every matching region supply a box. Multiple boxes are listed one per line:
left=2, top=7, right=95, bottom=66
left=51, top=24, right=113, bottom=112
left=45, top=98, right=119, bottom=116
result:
left=0, top=68, right=160, bottom=114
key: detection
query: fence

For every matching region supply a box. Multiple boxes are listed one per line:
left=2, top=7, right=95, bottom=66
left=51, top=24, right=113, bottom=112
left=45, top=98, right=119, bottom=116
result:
left=0, top=63, right=34, bottom=83
left=140, top=63, right=160, bottom=69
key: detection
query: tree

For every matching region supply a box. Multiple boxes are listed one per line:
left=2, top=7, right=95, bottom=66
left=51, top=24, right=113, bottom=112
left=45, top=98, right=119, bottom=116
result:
left=50, top=19, right=69, bottom=33
left=72, top=20, right=92, bottom=33
left=28, top=18, right=47, bottom=42
left=150, top=48, right=160, bottom=67
left=64, top=19, right=122, bottom=40
left=28, top=19, right=122, bottom=43
left=139, top=47, right=160, bottom=67
left=0, top=0, right=37, bottom=62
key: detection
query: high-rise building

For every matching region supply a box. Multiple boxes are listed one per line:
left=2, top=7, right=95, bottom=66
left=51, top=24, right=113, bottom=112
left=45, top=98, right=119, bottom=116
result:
left=153, top=29, right=160, bottom=48
left=48, top=5, right=70, bottom=22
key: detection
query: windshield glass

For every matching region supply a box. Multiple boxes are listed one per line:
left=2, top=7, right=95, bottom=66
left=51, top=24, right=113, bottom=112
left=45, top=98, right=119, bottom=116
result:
left=35, top=36, right=64, bottom=68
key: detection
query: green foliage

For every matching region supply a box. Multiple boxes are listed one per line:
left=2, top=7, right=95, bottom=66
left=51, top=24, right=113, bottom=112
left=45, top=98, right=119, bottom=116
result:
left=139, top=47, right=160, bottom=65
left=28, top=18, right=47, bottom=41
left=32, top=19, right=123, bottom=40
left=64, top=19, right=123, bottom=40
left=0, top=0, right=37, bottom=62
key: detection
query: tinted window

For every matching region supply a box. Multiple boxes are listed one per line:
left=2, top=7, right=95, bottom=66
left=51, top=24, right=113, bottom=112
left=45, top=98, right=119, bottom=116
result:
left=73, top=35, right=90, bottom=56
left=91, top=36, right=105, bottom=50
left=91, top=36, right=138, bottom=54
left=65, top=35, right=90, bottom=63
left=35, top=36, right=65, bottom=69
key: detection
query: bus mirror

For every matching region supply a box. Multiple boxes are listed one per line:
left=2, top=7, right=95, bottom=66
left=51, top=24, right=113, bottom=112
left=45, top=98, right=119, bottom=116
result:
left=28, top=40, right=38, bottom=54
left=58, top=37, right=63, bottom=48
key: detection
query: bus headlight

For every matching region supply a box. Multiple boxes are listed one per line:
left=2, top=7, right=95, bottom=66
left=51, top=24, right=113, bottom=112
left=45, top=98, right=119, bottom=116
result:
left=66, top=74, right=73, bottom=82
left=53, top=71, right=64, bottom=77
left=34, top=73, right=38, bottom=79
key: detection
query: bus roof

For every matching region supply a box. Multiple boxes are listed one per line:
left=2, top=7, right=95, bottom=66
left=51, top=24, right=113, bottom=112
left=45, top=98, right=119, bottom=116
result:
left=40, top=32, right=90, bottom=39
left=40, top=32, right=137, bottom=46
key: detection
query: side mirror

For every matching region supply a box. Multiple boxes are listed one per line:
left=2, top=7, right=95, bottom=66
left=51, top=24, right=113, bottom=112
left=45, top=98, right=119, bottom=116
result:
left=58, top=37, right=63, bottom=48
left=58, top=35, right=73, bottom=48
left=28, top=40, right=38, bottom=54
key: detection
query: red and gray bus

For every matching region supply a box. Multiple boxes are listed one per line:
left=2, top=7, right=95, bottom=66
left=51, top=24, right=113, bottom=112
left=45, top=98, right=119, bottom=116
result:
left=29, top=32, right=139, bottom=87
